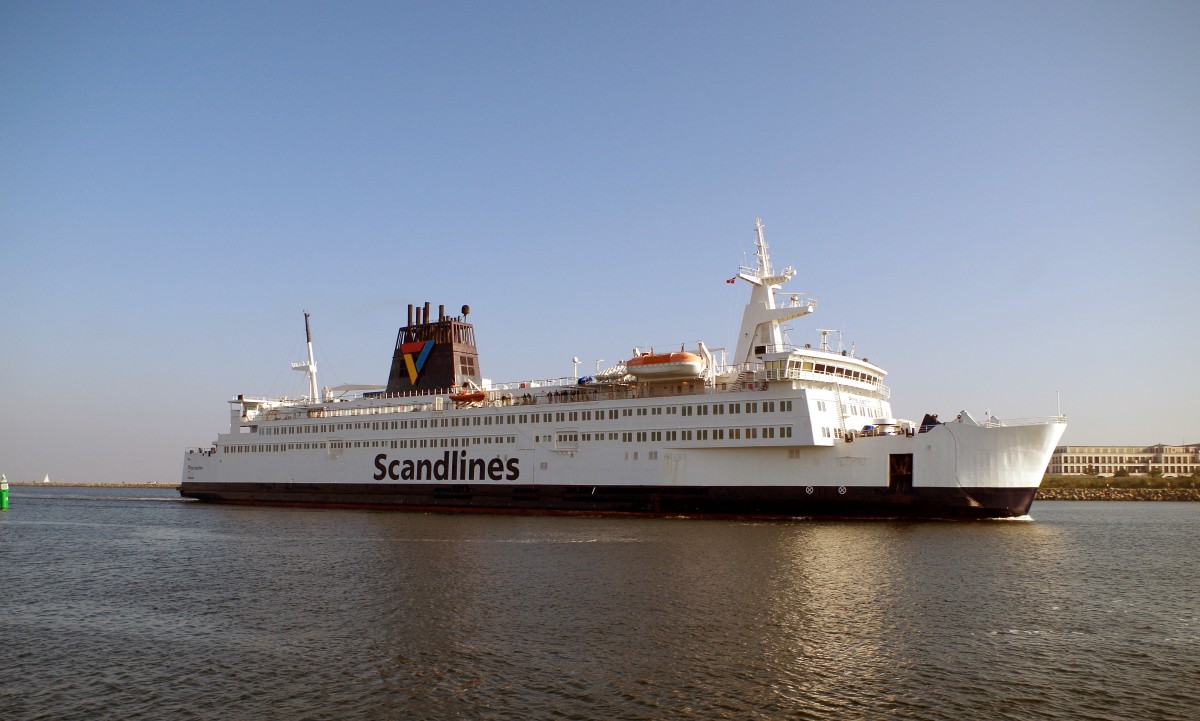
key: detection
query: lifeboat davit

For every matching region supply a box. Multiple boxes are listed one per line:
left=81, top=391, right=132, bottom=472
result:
left=625, top=352, right=705, bottom=379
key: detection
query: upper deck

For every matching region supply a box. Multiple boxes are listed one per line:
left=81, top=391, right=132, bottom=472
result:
left=217, top=218, right=893, bottom=432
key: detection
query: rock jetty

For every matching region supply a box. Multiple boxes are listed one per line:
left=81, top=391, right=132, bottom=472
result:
left=1036, top=487, right=1200, bottom=502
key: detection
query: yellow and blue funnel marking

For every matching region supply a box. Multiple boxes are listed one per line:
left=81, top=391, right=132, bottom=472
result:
left=399, top=340, right=435, bottom=385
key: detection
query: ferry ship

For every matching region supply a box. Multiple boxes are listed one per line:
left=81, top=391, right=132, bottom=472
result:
left=181, top=220, right=1065, bottom=518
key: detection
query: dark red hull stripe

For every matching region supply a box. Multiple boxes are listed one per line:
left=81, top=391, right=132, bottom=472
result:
left=179, top=482, right=1038, bottom=519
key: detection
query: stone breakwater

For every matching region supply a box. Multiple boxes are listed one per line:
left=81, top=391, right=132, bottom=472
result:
left=1037, top=487, right=1200, bottom=501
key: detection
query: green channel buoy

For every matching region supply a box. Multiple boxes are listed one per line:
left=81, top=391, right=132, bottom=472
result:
left=1, top=474, right=8, bottom=510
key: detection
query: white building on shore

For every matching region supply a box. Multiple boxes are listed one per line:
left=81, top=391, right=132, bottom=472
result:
left=1049, top=444, right=1199, bottom=477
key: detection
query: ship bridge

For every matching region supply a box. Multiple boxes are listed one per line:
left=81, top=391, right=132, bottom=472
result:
left=761, top=344, right=890, bottom=399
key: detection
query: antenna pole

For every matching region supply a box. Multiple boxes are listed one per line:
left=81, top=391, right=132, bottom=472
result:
left=299, top=311, right=318, bottom=402
left=754, top=218, right=772, bottom=276
left=302, top=309, right=316, bottom=398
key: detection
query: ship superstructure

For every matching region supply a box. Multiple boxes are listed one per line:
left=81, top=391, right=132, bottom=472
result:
left=181, top=220, right=1065, bottom=518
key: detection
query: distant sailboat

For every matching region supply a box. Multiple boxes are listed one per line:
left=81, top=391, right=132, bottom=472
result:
left=42, top=474, right=50, bottom=483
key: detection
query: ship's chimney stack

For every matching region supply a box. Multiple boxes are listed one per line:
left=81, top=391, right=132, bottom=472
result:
left=386, top=300, right=483, bottom=394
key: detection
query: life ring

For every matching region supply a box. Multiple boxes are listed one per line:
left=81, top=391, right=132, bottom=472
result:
left=805, top=486, right=814, bottom=495
left=837, top=486, right=847, bottom=495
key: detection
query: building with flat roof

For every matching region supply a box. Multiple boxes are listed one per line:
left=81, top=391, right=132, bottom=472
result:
left=1049, top=443, right=1199, bottom=477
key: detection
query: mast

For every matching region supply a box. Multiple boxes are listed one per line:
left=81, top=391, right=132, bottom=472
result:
left=754, top=218, right=773, bottom=278
left=291, top=311, right=319, bottom=402
left=731, top=219, right=817, bottom=366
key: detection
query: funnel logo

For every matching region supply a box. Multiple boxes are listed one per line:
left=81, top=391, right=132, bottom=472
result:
left=401, top=340, right=435, bottom=385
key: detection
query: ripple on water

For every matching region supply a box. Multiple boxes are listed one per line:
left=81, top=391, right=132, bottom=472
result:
left=2, top=493, right=1198, bottom=720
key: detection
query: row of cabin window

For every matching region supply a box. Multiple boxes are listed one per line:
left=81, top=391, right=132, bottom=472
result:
left=226, top=436, right=517, bottom=453
left=539, top=450, right=664, bottom=469
left=531, top=426, right=798, bottom=442
left=256, top=400, right=799, bottom=435
left=228, top=423, right=805, bottom=453
left=814, top=400, right=880, bottom=417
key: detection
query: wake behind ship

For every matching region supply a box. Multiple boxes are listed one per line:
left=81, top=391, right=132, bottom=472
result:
left=181, top=220, right=1065, bottom=518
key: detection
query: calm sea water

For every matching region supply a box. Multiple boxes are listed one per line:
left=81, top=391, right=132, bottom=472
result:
left=1, top=486, right=1197, bottom=721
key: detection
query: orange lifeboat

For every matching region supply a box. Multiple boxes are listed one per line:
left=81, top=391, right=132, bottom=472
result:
left=449, top=390, right=487, bottom=404
left=625, top=352, right=705, bottom=379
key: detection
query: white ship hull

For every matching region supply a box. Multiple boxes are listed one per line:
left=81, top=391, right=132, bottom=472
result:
left=182, top=388, right=1064, bottom=518
left=181, top=219, right=1065, bottom=519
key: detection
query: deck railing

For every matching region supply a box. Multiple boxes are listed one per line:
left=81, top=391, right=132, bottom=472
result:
left=979, top=415, right=1068, bottom=428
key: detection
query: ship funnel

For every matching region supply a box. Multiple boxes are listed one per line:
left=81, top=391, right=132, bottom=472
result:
left=386, top=299, right=483, bottom=394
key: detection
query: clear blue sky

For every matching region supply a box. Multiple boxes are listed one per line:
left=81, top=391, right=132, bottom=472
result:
left=2, top=1, right=1197, bottom=483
